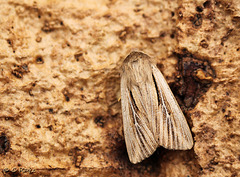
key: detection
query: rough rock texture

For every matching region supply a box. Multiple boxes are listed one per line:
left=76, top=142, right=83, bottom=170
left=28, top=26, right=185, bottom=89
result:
left=177, top=0, right=240, bottom=176
left=0, top=0, right=239, bottom=176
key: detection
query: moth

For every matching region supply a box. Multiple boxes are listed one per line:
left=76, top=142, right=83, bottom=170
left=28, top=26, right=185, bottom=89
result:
left=121, top=51, right=193, bottom=164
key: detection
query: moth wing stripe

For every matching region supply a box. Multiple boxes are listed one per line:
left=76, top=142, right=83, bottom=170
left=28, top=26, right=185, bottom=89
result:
left=151, top=64, right=193, bottom=149
left=132, top=87, right=148, bottom=116
left=146, top=82, right=158, bottom=136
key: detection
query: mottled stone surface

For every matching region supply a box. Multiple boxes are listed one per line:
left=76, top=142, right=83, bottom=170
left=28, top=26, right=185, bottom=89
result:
left=0, top=0, right=239, bottom=176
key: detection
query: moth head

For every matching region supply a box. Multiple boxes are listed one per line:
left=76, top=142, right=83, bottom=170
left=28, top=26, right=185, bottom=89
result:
left=121, top=51, right=153, bottom=87
left=123, top=51, right=150, bottom=64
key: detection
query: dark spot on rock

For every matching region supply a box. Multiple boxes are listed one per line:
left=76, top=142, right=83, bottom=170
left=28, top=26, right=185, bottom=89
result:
left=63, top=111, right=71, bottom=116
left=224, top=111, right=233, bottom=121
left=190, top=14, right=202, bottom=27
left=29, top=90, right=33, bottom=97
left=12, top=70, right=22, bottom=78
left=7, top=39, right=13, bottom=46
left=171, top=11, right=175, bottom=17
left=36, top=36, right=42, bottom=42
left=49, top=108, right=53, bottom=113
left=103, top=13, right=111, bottom=18
left=203, top=1, right=211, bottom=8
left=48, top=125, right=53, bottom=131
left=171, top=54, right=215, bottom=108
left=178, top=10, right=183, bottom=19
left=36, top=55, right=44, bottom=64
left=182, top=48, right=188, bottom=54
left=80, top=95, right=85, bottom=99
left=160, top=32, right=166, bottom=38
left=142, top=13, right=147, bottom=18
left=145, top=37, right=157, bottom=43
left=192, top=111, right=201, bottom=118
left=118, top=27, right=132, bottom=41
left=74, top=52, right=84, bottom=62
left=200, top=39, right=208, bottom=48
left=232, top=17, right=240, bottom=27
left=170, top=33, right=175, bottom=38
left=62, top=89, right=71, bottom=102
left=73, top=147, right=84, bottom=168
left=229, top=133, right=235, bottom=138
left=65, top=95, right=70, bottom=101
left=4, top=116, right=15, bottom=121
left=21, top=64, right=28, bottom=71
left=36, top=124, right=41, bottom=128
left=84, top=142, right=95, bottom=153
left=94, top=116, right=105, bottom=128
left=134, top=8, right=142, bottom=12
left=196, top=6, right=203, bottom=12
left=231, top=172, right=238, bottom=177
left=198, top=125, right=216, bottom=142
left=42, top=20, right=54, bottom=32
left=221, top=29, right=233, bottom=45
left=12, top=64, right=29, bottom=79
left=0, top=134, right=10, bottom=154
left=218, top=59, right=224, bottom=63
left=208, top=166, right=215, bottom=172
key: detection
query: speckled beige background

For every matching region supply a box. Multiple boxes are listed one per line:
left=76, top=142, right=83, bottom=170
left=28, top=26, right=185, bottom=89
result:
left=0, top=0, right=239, bottom=176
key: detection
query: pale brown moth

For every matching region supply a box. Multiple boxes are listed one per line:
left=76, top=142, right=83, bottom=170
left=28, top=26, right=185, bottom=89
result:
left=121, top=51, right=193, bottom=164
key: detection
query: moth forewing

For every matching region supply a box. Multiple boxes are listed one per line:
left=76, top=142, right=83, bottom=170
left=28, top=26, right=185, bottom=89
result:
left=121, top=51, right=193, bottom=164
left=151, top=65, right=193, bottom=149
left=121, top=71, right=158, bottom=164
